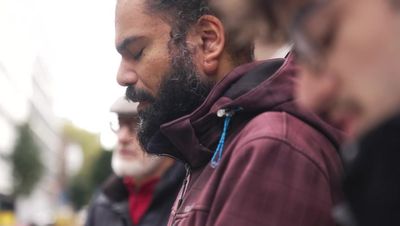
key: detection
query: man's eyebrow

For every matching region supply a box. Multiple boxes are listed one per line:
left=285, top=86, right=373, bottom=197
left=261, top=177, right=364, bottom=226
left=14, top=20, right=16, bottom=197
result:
left=116, top=36, right=143, bottom=54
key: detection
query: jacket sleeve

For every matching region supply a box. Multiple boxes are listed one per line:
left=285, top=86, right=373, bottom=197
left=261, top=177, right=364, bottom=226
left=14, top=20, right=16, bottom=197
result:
left=84, top=193, right=121, bottom=226
left=85, top=198, right=97, bottom=226
left=212, top=137, right=337, bottom=226
left=343, top=116, right=400, bottom=226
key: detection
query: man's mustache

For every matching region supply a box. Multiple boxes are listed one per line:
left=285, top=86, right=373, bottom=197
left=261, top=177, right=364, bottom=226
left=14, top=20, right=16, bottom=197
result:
left=125, top=85, right=156, bottom=103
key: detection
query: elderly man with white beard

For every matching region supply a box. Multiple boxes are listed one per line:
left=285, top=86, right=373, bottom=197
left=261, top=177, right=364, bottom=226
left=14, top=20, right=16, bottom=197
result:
left=85, top=97, right=185, bottom=226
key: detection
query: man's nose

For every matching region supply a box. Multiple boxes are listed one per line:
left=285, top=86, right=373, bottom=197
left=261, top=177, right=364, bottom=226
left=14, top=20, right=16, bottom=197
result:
left=117, top=59, right=138, bottom=86
left=117, top=126, right=134, bottom=143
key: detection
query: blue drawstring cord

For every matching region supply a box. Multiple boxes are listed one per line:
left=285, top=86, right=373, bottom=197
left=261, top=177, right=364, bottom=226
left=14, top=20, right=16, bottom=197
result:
left=211, top=107, right=241, bottom=168
left=211, top=115, right=232, bottom=168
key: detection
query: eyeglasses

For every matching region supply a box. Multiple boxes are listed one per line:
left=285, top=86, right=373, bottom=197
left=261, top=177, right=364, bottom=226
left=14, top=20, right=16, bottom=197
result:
left=290, top=0, right=338, bottom=72
left=110, top=117, right=139, bottom=134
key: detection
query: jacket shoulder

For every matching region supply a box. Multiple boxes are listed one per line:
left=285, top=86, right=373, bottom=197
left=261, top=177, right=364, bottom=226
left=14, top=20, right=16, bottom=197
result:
left=238, top=111, right=337, bottom=152
left=232, top=111, right=342, bottom=181
left=198, top=112, right=342, bottom=226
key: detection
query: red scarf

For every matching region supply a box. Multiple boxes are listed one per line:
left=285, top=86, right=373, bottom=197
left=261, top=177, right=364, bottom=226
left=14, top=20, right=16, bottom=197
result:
left=123, top=177, right=160, bottom=225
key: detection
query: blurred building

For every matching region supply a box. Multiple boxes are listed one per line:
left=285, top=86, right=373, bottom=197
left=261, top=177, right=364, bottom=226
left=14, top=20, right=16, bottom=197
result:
left=0, top=1, right=63, bottom=224
left=16, top=58, right=63, bottom=225
left=0, top=63, right=17, bottom=196
left=0, top=56, right=63, bottom=225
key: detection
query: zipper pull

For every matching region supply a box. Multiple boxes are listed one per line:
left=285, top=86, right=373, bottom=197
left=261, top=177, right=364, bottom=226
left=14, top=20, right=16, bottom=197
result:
left=211, top=107, right=242, bottom=168
left=217, top=107, right=243, bottom=118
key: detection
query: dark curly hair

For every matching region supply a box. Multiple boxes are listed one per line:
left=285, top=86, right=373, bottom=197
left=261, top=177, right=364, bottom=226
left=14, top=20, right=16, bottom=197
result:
left=145, top=0, right=254, bottom=64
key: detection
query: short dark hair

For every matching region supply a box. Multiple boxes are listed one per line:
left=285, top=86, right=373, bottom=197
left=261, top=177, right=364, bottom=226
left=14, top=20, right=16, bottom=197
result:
left=391, top=0, right=400, bottom=8
left=145, top=0, right=254, bottom=64
left=251, top=0, right=313, bottom=42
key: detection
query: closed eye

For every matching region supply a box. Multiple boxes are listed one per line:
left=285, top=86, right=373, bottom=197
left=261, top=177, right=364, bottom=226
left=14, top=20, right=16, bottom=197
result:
left=116, top=36, right=147, bottom=61
left=132, top=48, right=144, bottom=61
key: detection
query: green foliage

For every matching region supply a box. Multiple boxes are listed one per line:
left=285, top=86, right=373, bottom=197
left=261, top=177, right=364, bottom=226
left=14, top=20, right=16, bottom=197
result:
left=67, top=149, right=112, bottom=210
left=11, top=123, right=44, bottom=196
left=67, top=175, right=91, bottom=210
left=90, top=149, right=113, bottom=188
left=63, top=122, right=101, bottom=178
left=62, top=121, right=113, bottom=210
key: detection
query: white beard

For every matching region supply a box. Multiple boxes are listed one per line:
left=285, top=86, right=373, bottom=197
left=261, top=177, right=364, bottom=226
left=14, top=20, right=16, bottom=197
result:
left=111, top=151, right=163, bottom=179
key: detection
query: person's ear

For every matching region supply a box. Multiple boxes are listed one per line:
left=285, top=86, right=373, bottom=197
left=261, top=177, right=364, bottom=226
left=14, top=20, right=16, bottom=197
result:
left=193, top=15, right=225, bottom=76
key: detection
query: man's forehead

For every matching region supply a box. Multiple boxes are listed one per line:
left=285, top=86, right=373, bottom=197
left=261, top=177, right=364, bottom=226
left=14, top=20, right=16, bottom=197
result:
left=115, top=0, right=170, bottom=46
left=116, top=0, right=144, bottom=11
left=115, top=0, right=146, bottom=23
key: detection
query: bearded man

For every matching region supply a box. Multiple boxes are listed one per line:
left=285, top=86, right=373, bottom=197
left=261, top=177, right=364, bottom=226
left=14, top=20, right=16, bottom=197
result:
left=85, top=97, right=185, bottom=226
left=115, top=0, right=344, bottom=225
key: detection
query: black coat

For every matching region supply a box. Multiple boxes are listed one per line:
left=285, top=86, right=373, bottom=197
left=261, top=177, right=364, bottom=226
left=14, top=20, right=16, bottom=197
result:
left=85, top=162, right=185, bottom=226
left=338, top=114, right=400, bottom=226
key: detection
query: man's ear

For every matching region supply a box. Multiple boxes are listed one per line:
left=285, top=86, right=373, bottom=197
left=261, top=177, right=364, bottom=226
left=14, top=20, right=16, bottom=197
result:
left=192, top=15, right=226, bottom=76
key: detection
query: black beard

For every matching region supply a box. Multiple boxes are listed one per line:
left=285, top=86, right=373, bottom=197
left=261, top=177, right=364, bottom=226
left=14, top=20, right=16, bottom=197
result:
left=126, top=46, right=214, bottom=151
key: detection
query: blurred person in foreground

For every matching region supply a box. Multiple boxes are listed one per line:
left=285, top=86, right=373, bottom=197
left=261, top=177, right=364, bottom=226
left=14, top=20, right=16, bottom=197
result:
left=213, top=0, right=400, bottom=134
left=85, top=97, right=185, bottom=226
left=290, top=1, right=400, bottom=225
left=211, top=0, right=315, bottom=48
left=115, top=0, right=344, bottom=225
left=291, top=0, right=400, bottom=137
left=214, top=0, right=400, bottom=225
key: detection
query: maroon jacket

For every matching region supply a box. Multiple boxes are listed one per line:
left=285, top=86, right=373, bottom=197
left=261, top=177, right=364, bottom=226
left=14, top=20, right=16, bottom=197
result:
left=147, top=56, right=344, bottom=226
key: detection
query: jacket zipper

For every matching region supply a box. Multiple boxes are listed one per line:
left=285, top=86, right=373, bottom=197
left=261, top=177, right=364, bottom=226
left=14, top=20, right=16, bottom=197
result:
left=178, top=163, right=191, bottom=209
left=172, top=163, right=191, bottom=225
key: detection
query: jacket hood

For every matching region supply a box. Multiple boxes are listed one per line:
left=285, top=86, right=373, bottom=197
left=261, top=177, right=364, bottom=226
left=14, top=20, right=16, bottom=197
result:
left=147, top=55, right=344, bottom=168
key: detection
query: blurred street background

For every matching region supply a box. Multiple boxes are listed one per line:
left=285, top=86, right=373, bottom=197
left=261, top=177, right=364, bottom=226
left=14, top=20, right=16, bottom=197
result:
left=0, top=0, right=285, bottom=225
left=0, top=0, right=124, bottom=225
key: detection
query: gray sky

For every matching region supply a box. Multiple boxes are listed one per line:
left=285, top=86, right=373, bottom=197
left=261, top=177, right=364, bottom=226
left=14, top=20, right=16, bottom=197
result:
left=40, top=0, right=124, bottom=132
left=1, top=0, right=126, bottom=147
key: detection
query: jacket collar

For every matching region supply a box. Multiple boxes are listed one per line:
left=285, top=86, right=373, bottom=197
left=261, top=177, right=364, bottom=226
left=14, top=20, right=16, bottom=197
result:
left=147, top=56, right=297, bottom=168
left=148, top=54, right=344, bottom=169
